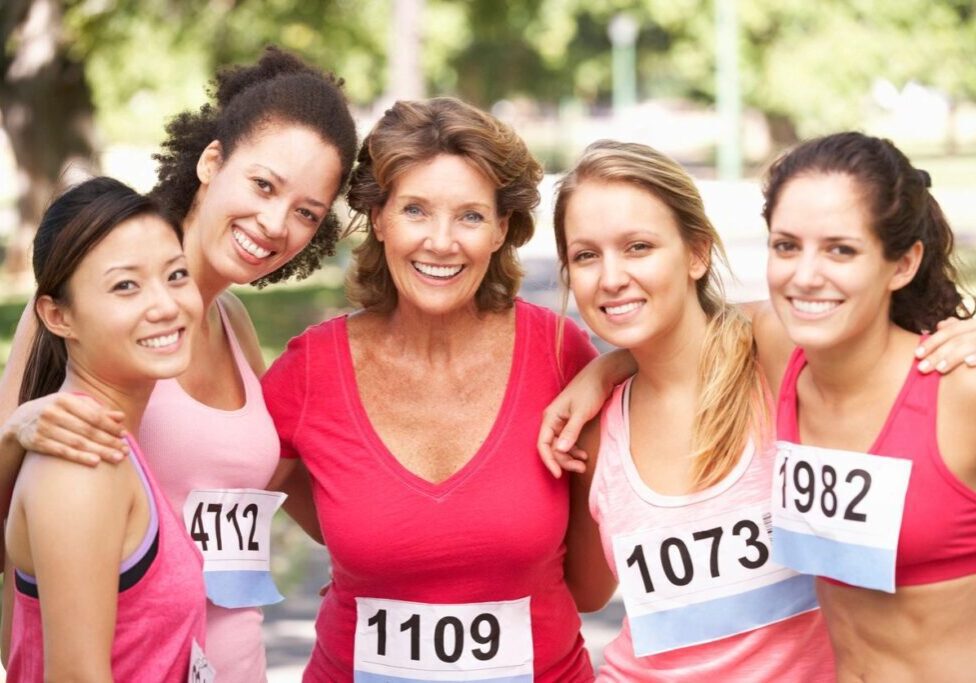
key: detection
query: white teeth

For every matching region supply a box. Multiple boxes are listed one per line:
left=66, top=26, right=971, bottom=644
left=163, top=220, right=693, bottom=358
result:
left=792, top=299, right=840, bottom=314
left=413, top=262, right=463, bottom=278
left=604, top=301, right=643, bottom=315
left=138, top=332, right=179, bottom=349
left=233, top=228, right=272, bottom=259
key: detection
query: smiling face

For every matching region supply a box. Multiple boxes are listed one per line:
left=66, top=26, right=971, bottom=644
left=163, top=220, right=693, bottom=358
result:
left=766, top=172, right=919, bottom=350
left=372, top=154, right=509, bottom=317
left=564, top=180, right=706, bottom=350
left=188, top=122, right=343, bottom=289
left=40, top=215, right=202, bottom=388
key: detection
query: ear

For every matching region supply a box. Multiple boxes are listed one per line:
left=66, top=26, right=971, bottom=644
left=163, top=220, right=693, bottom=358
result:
left=371, top=206, right=386, bottom=243
left=35, top=295, right=74, bottom=341
left=196, top=140, right=224, bottom=185
left=491, top=214, right=510, bottom=252
left=689, top=239, right=710, bottom=281
left=888, top=240, right=924, bottom=292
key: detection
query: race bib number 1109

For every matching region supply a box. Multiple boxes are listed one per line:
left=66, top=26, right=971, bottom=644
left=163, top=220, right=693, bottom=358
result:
left=354, top=596, right=533, bottom=682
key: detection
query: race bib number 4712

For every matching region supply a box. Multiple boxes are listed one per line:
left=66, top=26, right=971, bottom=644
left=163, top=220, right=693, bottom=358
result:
left=612, top=504, right=817, bottom=656
left=771, top=441, right=913, bottom=593
left=354, top=596, right=533, bottom=682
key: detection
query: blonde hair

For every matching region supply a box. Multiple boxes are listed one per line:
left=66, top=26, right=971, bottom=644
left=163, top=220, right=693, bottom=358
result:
left=344, top=97, right=544, bottom=313
left=554, top=140, right=768, bottom=489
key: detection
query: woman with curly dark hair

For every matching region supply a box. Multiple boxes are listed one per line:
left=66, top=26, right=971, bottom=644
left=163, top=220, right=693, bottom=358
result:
left=0, top=46, right=357, bottom=681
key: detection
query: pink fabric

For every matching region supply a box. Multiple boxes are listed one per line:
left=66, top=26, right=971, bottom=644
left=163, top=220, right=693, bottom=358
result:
left=591, top=379, right=834, bottom=682
left=777, top=345, right=976, bottom=586
left=138, top=299, right=280, bottom=681
left=8, top=437, right=206, bottom=682
left=262, top=299, right=598, bottom=682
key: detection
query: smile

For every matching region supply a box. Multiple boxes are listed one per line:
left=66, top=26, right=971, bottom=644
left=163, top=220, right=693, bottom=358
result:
left=602, top=301, right=644, bottom=316
left=137, top=329, right=182, bottom=349
left=233, top=228, right=273, bottom=259
left=790, top=298, right=841, bottom=315
left=413, top=262, right=464, bottom=279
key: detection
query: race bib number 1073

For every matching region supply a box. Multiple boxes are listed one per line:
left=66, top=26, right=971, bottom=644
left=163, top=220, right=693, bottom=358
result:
left=612, top=504, right=817, bottom=656
left=771, top=441, right=912, bottom=593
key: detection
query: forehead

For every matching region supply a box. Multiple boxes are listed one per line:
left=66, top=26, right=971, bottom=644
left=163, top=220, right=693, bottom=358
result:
left=771, top=173, right=872, bottom=237
left=80, top=214, right=181, bottom=268
left=389, top=154, right=497, bottom=204
left=229, top=123, right=342, bottom=188
left=565, top=180, right=679, bottom=237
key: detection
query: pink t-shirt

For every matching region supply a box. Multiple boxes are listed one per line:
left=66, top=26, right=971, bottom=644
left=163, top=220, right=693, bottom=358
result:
left=591, top=379, right=834, bottom=682
left=8, top=437, right=207, bottom=682
left=262, top=300, right=597, bottom=682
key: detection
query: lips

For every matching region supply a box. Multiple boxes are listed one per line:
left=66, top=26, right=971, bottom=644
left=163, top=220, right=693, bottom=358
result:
left=137, top=328, right=183, bottom=350
left=413, top=261, right=464, bottom=279
left=232, top=227, right=274, bottom=259
left=789, top=298, right=841, bottom=315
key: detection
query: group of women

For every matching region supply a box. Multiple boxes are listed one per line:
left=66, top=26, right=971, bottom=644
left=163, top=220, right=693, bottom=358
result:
left=0, top=45, right=973, bottom=682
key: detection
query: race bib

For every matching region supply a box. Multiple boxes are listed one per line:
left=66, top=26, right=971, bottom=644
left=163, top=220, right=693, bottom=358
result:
left=612, top=504, right=818, bottom=656
left=182, top=488, right=287, bottom=608
left=353, top=596, right=534, bottom=682
left=772, top=442, right=913, bottom=593
left=188, top=639, right=215, bottom=683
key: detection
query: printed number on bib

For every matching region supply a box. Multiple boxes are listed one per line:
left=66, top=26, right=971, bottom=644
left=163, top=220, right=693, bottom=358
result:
left=354, top=596, right=533, bottom=682
left=771, top=442, right=912, bottom=593
left=187, top=639, right=215, bottom=683
left=183, top=489, right=287, bottom=608
left=612, top=504, right=818, bottom=656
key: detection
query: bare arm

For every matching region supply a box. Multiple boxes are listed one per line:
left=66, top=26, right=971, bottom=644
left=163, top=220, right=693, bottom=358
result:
left=15, top=454, right=131, bottom=681
left=538, top=349, right=636, bottom=477
left=563, top=420, right=617, bottom=612
left=223, top=294, right=324, bottom=544
left=1, top=548, right=13, bottom=666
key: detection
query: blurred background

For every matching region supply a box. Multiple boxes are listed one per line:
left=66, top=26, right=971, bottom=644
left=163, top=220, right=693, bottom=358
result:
left=2, top=0, right=976, bottom=678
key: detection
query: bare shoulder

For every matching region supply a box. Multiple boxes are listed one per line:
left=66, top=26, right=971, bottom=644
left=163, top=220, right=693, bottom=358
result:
left=750, top=301, right=794, bottom=397
left=218, top=290, right=266, bottom=375
left=936, top=367, right=976, bottom=489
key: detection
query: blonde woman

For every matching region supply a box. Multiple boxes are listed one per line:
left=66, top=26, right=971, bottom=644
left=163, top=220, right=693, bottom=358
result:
left=556, top=141, right=833, bottom=680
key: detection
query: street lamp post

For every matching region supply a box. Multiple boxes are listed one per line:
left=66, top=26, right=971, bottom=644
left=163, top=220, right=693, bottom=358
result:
left=608, top=13, right=638, bottom=113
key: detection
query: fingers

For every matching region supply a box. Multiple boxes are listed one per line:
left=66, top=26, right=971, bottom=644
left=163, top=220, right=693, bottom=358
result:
left=916, top=317, right=976, bottom=374
left=19, top=393, right=129, bottom=463
left=554, top=413, right=587, bottom=455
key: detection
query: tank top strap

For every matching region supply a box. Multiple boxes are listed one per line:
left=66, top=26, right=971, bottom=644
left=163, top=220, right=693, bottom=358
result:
left=775, top=347, right=807, bottom=442
left=591, top=377, right=634, bottom=521
left=214, top=297, right=262, bottom=395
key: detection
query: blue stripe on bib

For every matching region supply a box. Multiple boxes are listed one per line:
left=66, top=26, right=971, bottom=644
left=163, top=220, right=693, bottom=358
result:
left=772, top=526, right=896, bottom=592
left=629, top=573, right=818, bottom=656
left=204, top=569, right=284, bottom=608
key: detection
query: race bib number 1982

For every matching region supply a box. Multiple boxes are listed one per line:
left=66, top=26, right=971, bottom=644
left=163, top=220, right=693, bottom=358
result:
left=771, top=441, right=912, bottom=593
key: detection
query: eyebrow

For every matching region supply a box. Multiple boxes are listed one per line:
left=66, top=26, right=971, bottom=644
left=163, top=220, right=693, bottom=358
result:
left=770, top=229, right=863, bottom=243
left=103, top=254, right=185, bottom=276
left=397, top=195, right=495, bottom=212
left=254, top=164, right=328, bottom=209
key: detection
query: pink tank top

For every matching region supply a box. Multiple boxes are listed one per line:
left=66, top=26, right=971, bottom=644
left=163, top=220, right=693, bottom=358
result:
left=777, top=346, right=976, bottom=586
left=139, top=299, right=281, bottom=682
left=8, top=436, right=207, bottom=682
left=591, top=378, right=833, bottom=682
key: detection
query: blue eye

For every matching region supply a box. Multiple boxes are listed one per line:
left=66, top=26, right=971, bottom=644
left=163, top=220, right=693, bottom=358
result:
left=403, top=204, right=424, bottom=217
left=462, top=211, right=485, bottom=223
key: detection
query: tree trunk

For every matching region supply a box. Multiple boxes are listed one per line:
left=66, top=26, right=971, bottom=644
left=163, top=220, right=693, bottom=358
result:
left=1, top=0, right=98, bottom=281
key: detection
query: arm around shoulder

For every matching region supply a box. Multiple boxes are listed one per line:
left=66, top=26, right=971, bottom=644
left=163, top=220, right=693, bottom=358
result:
left=220, top=291, right=267, bottom=376
left=563, top=419, right=617, bottom=612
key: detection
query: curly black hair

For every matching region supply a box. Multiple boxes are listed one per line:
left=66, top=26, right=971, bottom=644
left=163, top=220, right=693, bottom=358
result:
left=151, top=46, right=357, bottom=287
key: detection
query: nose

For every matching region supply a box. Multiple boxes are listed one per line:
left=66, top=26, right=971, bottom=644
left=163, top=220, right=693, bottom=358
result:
left=257, top=199, right=289, bottom=240
left=424, top=216, right=458, bottom=254
left=145, top=281, right=181, bottom=323
left=792, top=250, right=825, bottom=290
left=599, top=253, right=629, bottom=292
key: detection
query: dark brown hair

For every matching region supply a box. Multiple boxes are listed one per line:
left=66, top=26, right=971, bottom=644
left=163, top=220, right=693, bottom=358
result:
left=20, top=178, right=177, bottom=404
left=763, top=132, right=971, bottom=333
left=151, top=46, right=357, bottom=287
left=345, top=97, right=543, bottom=312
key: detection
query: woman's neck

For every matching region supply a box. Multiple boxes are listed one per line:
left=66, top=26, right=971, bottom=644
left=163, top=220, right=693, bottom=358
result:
left=630, top=298, right=709, bottom=394
left=60, top=365, right=153, bottom=436
left=182, top=213, right=230, bottom=315
left=379, top=301, right=506, bottom=364
left=801, top=318, right=912, bottom=405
